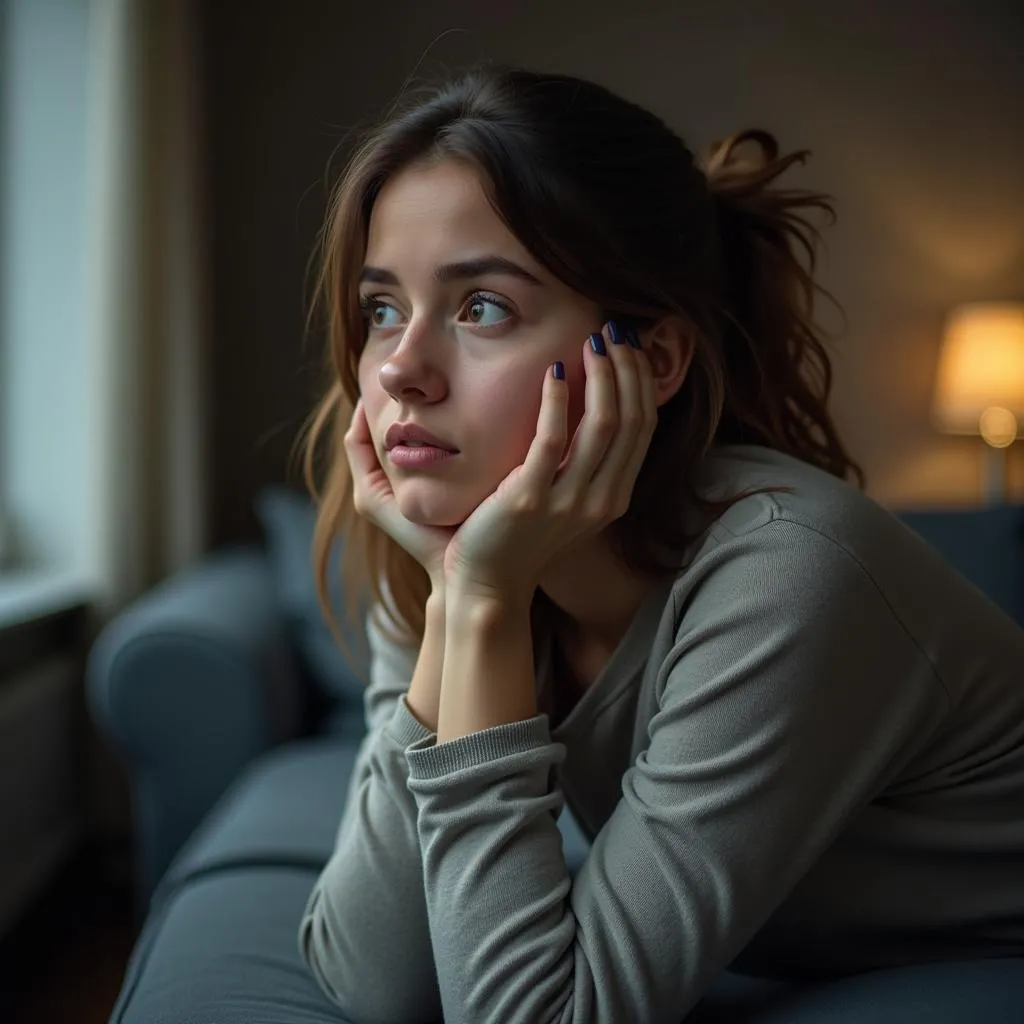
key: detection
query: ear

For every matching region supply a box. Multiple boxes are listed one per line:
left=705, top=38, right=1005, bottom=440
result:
left=635, top=314, right=696, bottom=408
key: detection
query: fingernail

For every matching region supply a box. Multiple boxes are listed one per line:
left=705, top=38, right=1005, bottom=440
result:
left=626, top=327, right=642, bottom=350
left=552, top=360, right=565, bottom=380
left=589, top=332, right=607, bottom=356
left=607, top=320, right=626, bottom=345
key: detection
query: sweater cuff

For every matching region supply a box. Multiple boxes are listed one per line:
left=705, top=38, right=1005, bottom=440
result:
left=384, top=694, right=438, bottom=749
left=405, top=714, right=552, bottom=779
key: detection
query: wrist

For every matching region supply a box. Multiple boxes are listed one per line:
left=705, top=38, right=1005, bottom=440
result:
left=444, top=575, right=533, bottom=617
left=428, top=572, right=447, bottom=599
left=445, top=584, right=532, bottom=637
left=405, top=589, right=447, bottom=734
left=425, top=588, right=446, bottom=623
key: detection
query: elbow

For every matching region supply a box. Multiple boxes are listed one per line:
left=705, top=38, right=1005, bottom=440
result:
left=298, top=907, right=345, bottom=1014
left=298, top=897, right=436, bottom=1024
left=298, top=898, right=370, bottom=1022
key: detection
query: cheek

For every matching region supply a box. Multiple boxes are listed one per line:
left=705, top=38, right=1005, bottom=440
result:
left=470, top=376, right=540, bottom=452
left=357, top=357, right=386, bottom=420
left=356, top=352, right=376, bottom=397
left=469, top=356, right=588, bottom=461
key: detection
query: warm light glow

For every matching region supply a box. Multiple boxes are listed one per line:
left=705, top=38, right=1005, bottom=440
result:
left=932, top=302, right=1024, bottom=447
left=979, top=407, right=1018, bottom=448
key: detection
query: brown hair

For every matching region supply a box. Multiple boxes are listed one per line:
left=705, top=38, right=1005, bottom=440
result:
left=299, top=62, right=864, bottom=658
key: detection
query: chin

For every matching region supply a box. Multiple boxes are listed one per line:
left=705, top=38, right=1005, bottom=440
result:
left=394, top=485, right=471, bottom=528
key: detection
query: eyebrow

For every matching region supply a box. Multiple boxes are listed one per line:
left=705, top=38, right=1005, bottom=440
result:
left=358, top=255, right=544, bottom=288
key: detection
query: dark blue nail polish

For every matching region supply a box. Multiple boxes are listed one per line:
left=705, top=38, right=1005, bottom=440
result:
left=589, top=332, right=607, bottom=355
left=552, top=360, right=565, bottom=380
left=608, top=320, right=626, bottom=345
left=626, top=327, right=642, bottom=350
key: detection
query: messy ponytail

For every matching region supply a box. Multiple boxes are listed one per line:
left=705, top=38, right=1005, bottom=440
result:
left=703, top=129, right=863, bottom=483
left=301, top=63, right=864, bottom=656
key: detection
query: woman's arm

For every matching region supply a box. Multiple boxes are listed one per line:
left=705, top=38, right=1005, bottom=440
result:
left=435, top=587, right=536, bottom=743
left=405, top=590, right=447, bottom=732
left=402, top=520, right=949, bottom=1023
left=298, top=600, right=444, bottom=1024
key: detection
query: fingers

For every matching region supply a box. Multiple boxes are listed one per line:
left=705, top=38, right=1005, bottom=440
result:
left=437, top=312, right=655, bottom=536
left=343, top=399, right=370, bottom=467
left=555, top=320, right=656, bottom=524
left=555, top=331, right=618, bottom=494
left=343, top=398, right=389, bottom=516
left=519, top=361, right=570, bottom=494
left=348, top=397, right=366, bottom=435
left=590, top=322, right=657, bottom=516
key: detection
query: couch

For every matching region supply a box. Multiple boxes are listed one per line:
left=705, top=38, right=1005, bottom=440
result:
left=86, top=487, right=1024, bottom=1023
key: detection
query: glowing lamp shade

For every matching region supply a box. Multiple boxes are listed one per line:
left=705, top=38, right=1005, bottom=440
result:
left=933, top=303, right=1024, bottom=449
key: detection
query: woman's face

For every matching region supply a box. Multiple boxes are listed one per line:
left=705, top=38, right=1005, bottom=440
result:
left=356, top=159, right=603, bottom=527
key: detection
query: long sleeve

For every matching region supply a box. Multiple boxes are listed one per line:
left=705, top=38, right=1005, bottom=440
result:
left=298, top=603, right=444, bottom=1024
left=403, top=519, right=950, bottom=1023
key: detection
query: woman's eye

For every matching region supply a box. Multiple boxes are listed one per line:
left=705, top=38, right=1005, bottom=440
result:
left=363, top=301, right=401, bottom=329
left=359, top=292, right=513, bottom=332
left=461, top=294, right=512, bottom=328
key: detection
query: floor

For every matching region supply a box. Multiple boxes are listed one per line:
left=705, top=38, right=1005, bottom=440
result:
left=2, top=843, right=139, bottom=1024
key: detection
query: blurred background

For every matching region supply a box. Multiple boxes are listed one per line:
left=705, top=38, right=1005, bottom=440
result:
left=0, top=0, right=1021, bottom=1020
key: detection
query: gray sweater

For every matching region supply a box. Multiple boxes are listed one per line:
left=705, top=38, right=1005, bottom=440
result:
left=299, top=444, right=1024, bottom=1024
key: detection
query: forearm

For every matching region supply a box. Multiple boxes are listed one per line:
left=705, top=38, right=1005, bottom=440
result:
left=404, top=587, right=569, bottom=1022
left=405, top=589, right=447, bottom=733
left=437, top=588, right=537, bottom=743
left=300, top=699, right=441, bottom=1021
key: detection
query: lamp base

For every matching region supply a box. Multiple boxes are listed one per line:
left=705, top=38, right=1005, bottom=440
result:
left=983, top=443, right=1008, bottom=505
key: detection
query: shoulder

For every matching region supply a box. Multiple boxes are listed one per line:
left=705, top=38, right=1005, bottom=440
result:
left=664, top=445, right=941, bottom=663
left=684, top=444, right=913, bottom=584
left=650, top=450, right=950, bottom=721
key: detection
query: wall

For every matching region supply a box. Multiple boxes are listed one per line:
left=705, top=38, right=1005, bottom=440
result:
left=199, top=0, right=1024, bottom=545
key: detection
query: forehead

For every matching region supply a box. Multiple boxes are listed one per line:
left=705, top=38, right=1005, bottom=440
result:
left=365, top=160, right=529, bottom=267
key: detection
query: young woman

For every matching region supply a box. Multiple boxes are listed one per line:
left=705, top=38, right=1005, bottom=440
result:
left=296, top=63, right=1024, bottom=1023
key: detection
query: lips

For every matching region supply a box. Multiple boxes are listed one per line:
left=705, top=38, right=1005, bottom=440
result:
left=384, top=421, right=459, bottom=452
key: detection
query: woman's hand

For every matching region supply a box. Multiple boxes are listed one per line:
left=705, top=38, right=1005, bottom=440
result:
left=442, top=320, right=657, bottom=607
left=343, top=398, right=457, bottom=591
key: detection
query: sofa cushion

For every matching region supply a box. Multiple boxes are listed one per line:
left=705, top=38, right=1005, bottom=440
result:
left=255, top=486, right=371, bottom=706
left=153, top=737, right=357, bottom=904
left=896, top=504, right=1024, bottom=626
left=120, top=849, right=1024, bottom=1024
left=114, top=866, right=362, bottom=1024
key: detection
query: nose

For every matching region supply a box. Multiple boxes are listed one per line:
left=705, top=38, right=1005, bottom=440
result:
left=378, top=326, right=448, bottom=405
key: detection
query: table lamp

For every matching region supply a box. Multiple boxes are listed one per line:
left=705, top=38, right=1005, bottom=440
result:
left=932, top=301, right=1024, bottom=504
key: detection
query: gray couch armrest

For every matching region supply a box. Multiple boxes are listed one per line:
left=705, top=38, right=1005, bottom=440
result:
left=86, top=545, right=305, bottom=913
